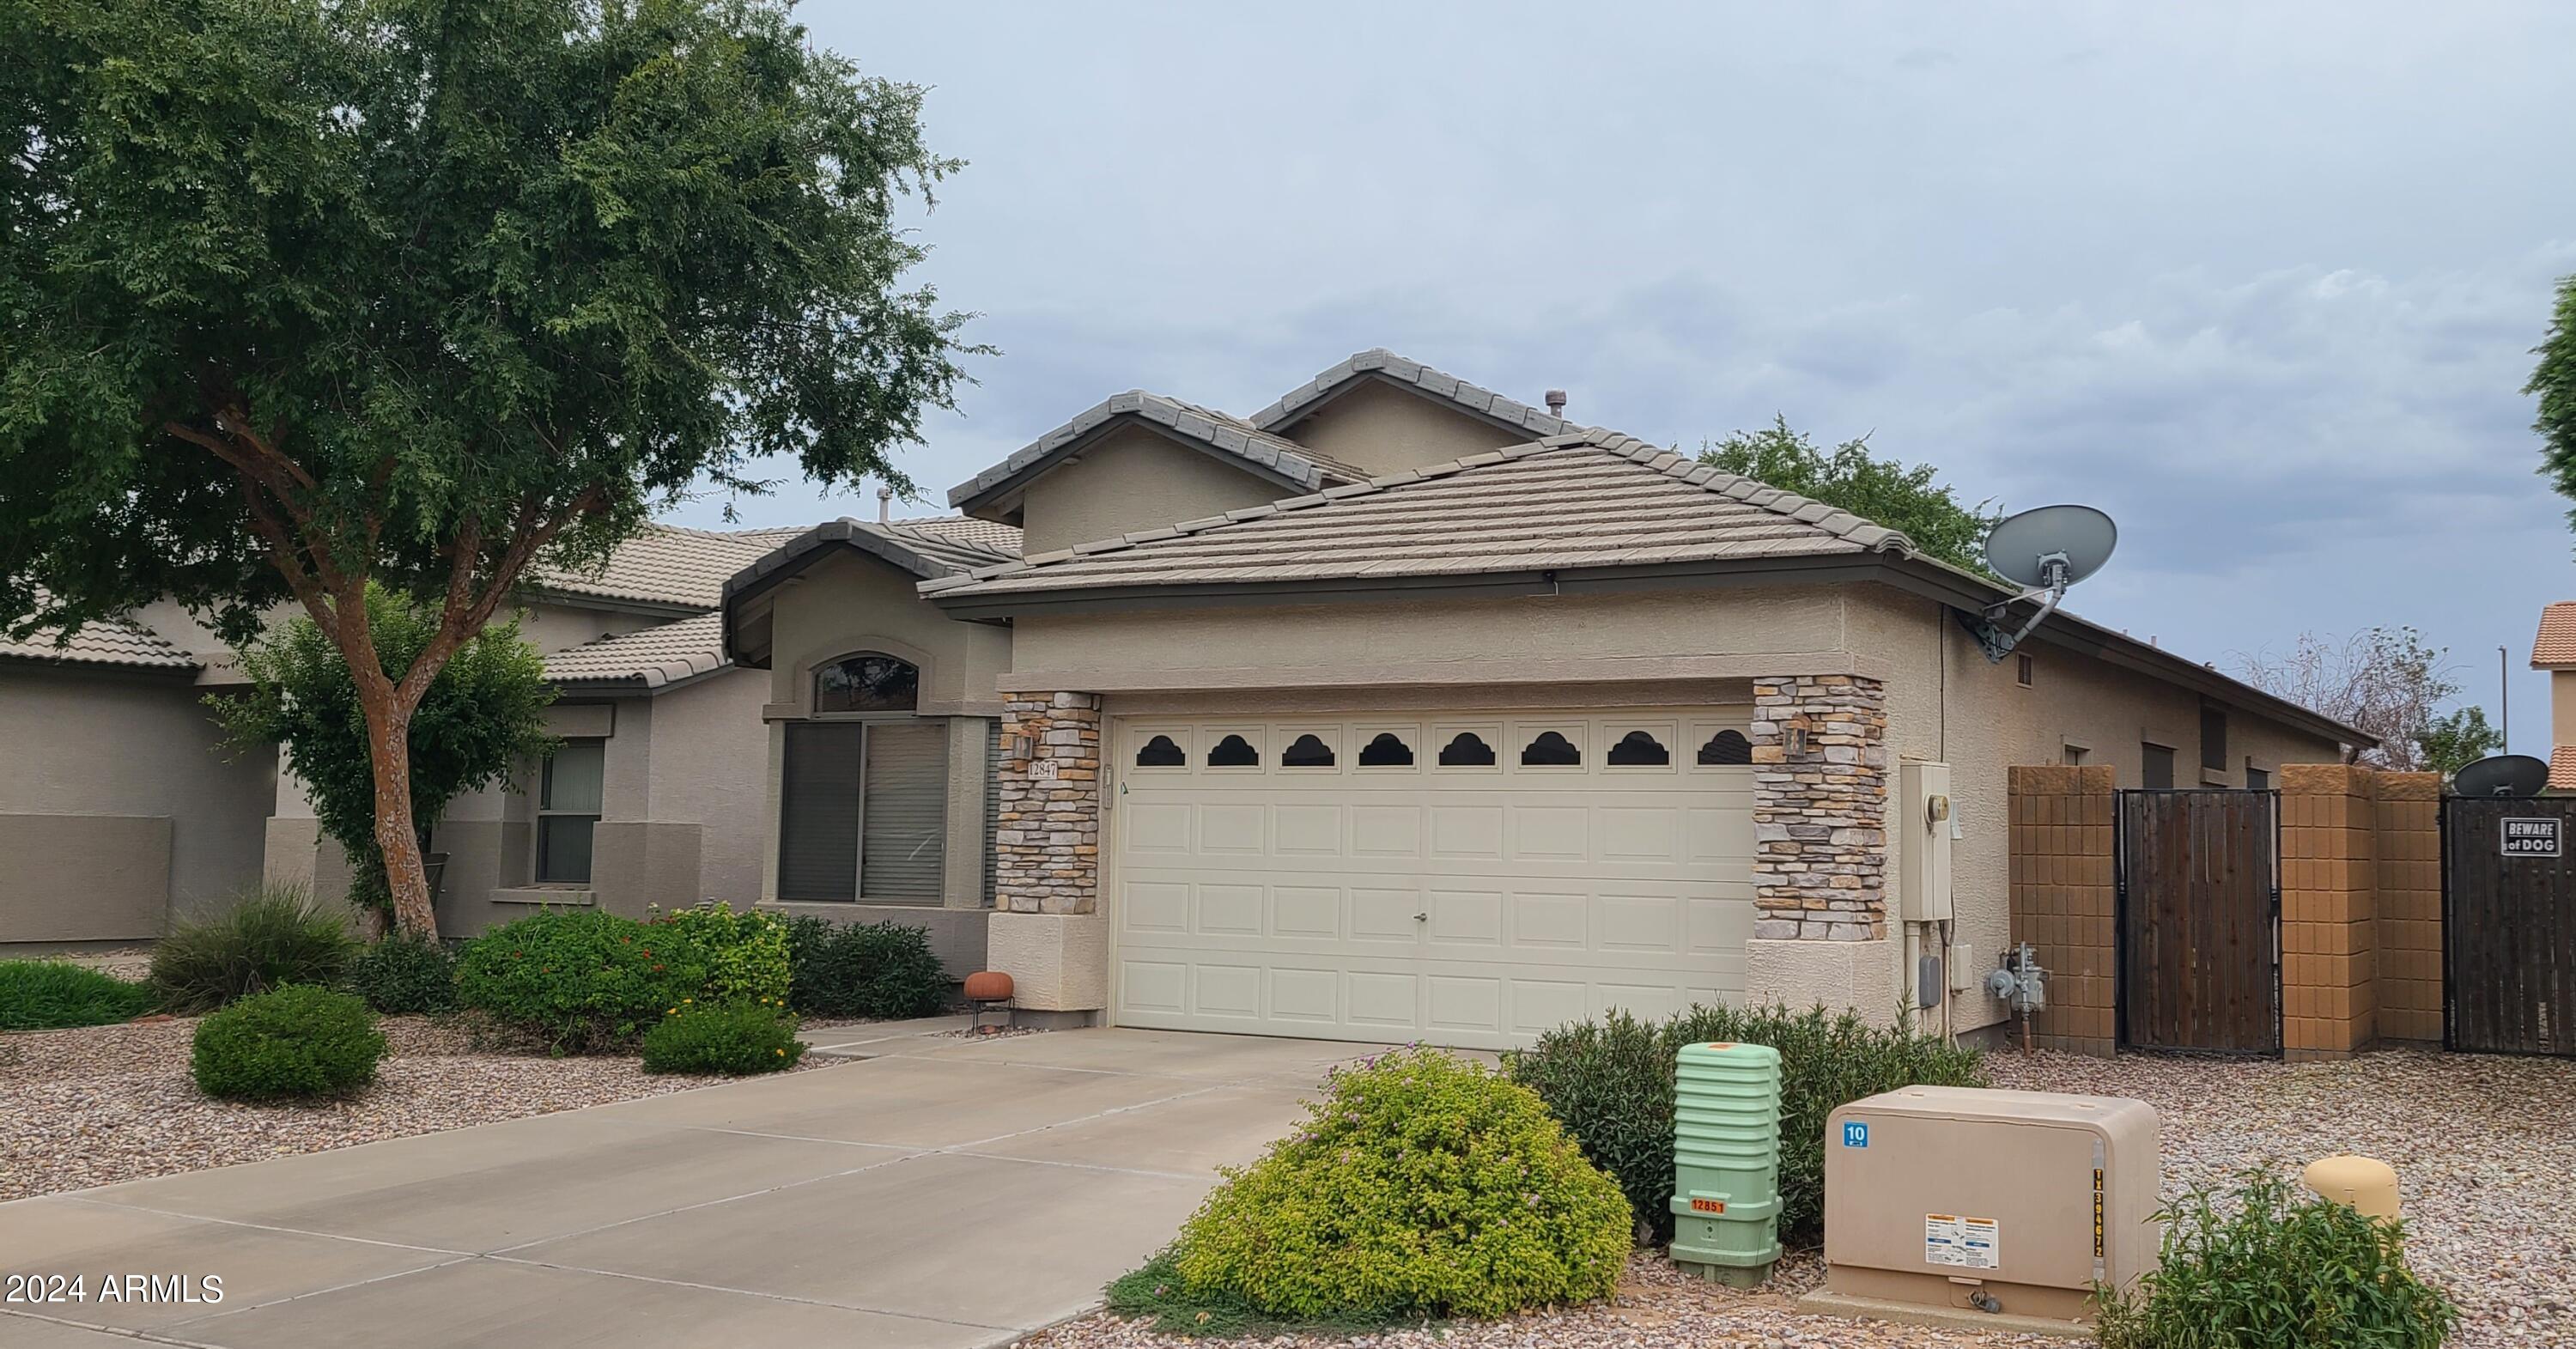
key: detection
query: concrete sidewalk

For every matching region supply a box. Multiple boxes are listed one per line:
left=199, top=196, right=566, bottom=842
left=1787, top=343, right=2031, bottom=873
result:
left=0, top=1027, right=1383, bottom=1348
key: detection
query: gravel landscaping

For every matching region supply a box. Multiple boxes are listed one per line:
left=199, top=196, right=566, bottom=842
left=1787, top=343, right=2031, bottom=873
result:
left=1027, top=1045, right=2576, bottom=1349
left=0, top=1012, right=838, bottom=1201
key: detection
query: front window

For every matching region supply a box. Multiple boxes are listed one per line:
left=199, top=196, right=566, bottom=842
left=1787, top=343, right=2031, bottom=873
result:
left=816, top=653, right=920, bottom=714
left=537, top=740, right=605, bottom=883
left=778, top=653, right=949, bottom=904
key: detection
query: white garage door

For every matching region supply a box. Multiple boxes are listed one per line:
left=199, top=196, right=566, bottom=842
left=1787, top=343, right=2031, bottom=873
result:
left=1108, top=709, right=1757, bottom=1050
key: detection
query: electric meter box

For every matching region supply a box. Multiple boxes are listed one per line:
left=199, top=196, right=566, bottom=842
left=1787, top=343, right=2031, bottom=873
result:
left=1898, top=762, right=1953, bottom=924
left=1816, top=1086, right=2160, bottom=1328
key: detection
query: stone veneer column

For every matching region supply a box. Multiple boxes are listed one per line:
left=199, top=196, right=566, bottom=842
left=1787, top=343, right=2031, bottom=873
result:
left=987, top=692, right=1109, bottom=1019
left=1749, top=674, right=1889, bottom=940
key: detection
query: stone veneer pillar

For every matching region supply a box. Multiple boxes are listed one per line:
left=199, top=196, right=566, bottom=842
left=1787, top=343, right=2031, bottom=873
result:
left=987, top=692, right=1109, bottom=1018
left=1748, top=674, right=1889, bottom=940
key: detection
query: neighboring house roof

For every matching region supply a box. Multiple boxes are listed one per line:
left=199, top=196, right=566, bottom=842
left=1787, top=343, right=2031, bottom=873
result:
left=2534, top=601, right=2576, bottom=667
left=947, top=392, right=1370, bottom=512
left=522, top=524, right=804, bottom=611
left=544, top=611, right=731, bottom=690
left=0, top=586, right=199, bottom=672
left=718, top=515, right=1025, bottom=668
left=2553, top=745, right=2576, bottom=791
left=920, top=432, right=1910, bottom=599
left=1249, top=348, right=1578, bottom=439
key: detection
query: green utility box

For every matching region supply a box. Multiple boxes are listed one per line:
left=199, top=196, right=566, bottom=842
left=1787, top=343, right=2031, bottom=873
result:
left=1670, top=1040, right=1783, bottom=1286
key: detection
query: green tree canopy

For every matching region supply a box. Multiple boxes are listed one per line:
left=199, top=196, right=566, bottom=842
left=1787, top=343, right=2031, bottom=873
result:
left=3, top=0, right=980, bottom=935
left=210, top=586, right=557, bottom=921
left=2532, top=274, right=2576, bottom=538
left=2415, top=705, right=2504, bottom=781
left=1698, top=416, right=2002, bottom=574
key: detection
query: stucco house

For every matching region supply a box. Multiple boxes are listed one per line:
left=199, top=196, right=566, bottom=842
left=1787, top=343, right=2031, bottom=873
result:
left=720, top=349, right=2365, bottom=1048
left=2534, top=601, right=2576, bottom=788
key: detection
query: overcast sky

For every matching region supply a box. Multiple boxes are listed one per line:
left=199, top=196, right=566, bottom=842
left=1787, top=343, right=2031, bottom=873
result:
left=667, top=2, right=2576, bottom=754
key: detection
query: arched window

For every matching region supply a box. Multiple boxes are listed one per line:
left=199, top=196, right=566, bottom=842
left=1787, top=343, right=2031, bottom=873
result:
left=1698, top=730, right=1753, bottom=765
left=1281, top=733, right=1335, bottom=768
left=1608, top=730, right=1670, bottom=767
left=1358, top=732, right=1415, bottom=767
left=1520, top=731, right=1581, bottom=767
left=1437, top=732, right=1496, bottom=768
left=1135, top=734, right=1185, bottom=767
left=1207, top=733, right=1260, bottom=768
left=815, top=653, right=919, bottom=714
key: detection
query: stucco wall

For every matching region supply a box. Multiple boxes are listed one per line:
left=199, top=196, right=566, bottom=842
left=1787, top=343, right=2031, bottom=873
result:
left=2554, top=669, right=2576, bottom=747
left=1848, top=584, right=2347, bottom=1033
left=645, top=670, right=771, bottom=905
left=765, top=549, right=1012, bottom=717
left=1014, top=424, right=1284, bottom=556
left=1273, top=380, right=1531, bottom=477
left=0, top=665, right=275, bottom=941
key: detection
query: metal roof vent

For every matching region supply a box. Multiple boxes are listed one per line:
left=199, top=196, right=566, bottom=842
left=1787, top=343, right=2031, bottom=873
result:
left=1544, top=389, right=1569, bottom=419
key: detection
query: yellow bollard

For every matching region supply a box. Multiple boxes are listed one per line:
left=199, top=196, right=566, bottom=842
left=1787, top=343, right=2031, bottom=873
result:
left=2301, top=1155, right=2400, bottom=1220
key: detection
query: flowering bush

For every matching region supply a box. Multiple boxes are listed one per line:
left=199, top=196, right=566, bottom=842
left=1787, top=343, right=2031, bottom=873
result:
left=1153, top=1047, right=1631, bottom=1322
left=454, top=909, right=709, bottom=1054
left=651, top=902, right=792, bottom=1006
left=641, top=999, right=805, bottom=1075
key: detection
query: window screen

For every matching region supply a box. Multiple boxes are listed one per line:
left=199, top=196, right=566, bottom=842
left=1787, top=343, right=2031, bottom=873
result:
left=538, top=740, right=605, bottom=884
left=2201, top=706, right=2228, bottom=771
left=778, top=723, right=863, bottom=901
left=2142, top=743, right=2176, bottom=789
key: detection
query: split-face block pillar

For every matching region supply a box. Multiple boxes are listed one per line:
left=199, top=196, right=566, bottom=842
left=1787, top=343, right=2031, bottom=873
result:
left=1743, top=674, right=1901, bottom=1018
left=2279, top=763, right=2380, bottom=1059
left=986, top=692, right=1108, bottom=1018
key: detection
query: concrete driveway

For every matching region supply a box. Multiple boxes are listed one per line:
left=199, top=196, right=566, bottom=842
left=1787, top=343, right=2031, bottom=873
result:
left=0, top=1025, right=1387, bottom=1348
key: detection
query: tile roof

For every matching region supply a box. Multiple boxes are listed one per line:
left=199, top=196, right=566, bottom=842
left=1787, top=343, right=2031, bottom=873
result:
left=2536, top=602, right=2576, bottom=667
left=920, top=432, right=1912, bottom=600
left=543, top=611, right=728, bottom=690
left=1249, top=348, right=1578, bottom=439
left=2554, top=745, right=2576, bottom=791
left=1, top=587, right=201, bottom=671
left=894, top=515, right=1024, bottom=556
left=947, top=392, right=1368, bottom=510
left=523, top=524, right=805, bottom=610
left=722, top=516, right=1022, bottom=609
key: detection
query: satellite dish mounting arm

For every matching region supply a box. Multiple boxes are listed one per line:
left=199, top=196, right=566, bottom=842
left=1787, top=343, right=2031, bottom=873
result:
left=1969, top=550, right=2073, bottom=663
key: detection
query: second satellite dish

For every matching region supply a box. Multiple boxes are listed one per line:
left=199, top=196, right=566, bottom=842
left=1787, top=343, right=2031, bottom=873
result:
left=1984, top=504, right=2118, bottom=592
left=2452, top=753, right=2550, bottom=799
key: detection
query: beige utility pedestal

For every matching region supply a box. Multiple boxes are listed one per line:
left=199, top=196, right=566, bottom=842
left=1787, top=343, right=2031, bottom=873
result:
left=2302, top=1155, right=2401, bottom=1219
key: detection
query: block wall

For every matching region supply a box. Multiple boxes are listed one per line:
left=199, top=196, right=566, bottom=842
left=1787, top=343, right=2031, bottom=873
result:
left=2005, top=764, right=2117, bottom=1056
left=2372, top=772, right=2444, bottom=1044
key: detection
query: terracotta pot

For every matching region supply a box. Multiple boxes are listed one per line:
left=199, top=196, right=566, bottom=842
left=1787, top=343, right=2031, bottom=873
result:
left=963, top=970, right=1014, bottom=1003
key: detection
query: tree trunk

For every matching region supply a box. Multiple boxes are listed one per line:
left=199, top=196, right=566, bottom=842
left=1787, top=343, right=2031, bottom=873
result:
left=354, top=677, right=439, bottom=940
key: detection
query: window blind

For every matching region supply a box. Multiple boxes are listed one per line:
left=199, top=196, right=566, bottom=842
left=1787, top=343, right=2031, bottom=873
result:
left=860, top=720, right=948, bottom=903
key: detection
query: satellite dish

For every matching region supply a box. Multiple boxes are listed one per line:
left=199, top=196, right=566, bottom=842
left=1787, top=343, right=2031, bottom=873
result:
left=1984, top=504, right=2118, bottom=592
left=2452, top=753, right=2550, bottom=799
left=1971, top=504, right=2119, bottom=663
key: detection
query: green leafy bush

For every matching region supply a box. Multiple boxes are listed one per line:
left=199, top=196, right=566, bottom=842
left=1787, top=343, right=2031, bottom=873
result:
left=652, top=903, right=791, bottom=1005
left=149, top=886, right=360, bottom=1014
left=640, top=1000, right=806, bottom=1074
left=191, top=985, right=386, bottom=1101
left=783, top=915, right=950, bottom=1018
left=1504, top=1003, right=1984, bottom=1245
left=2095, top=1172, right=2458, bottom=1349
left=1157, top=1047, right=1631, bottom=1322
left=454, top=909, right=709, bottom=1053
left=0, top=960, right=160, bottom=1030
left=343, top=933, right=459, bottom=1014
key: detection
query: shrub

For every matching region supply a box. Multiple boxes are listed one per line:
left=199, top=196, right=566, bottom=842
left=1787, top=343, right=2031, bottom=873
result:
left=783, top=915, right=950, bottom=1019
left=2095, top=1172, right=2458, bottom=1349
left=191, top=984, right=386, bottom=1100
left=1504, top=1003, right=1985, bottom=1245
left=0, top=960, right=160, bottom=1030
left=149, top=886, right=360, bottom=1014
left=454, top=909, right=709, bottom=1054
left=1160, top=1047, right=1631, bottom=1322
left=652, top=903, right=791, bottom=1006
left=640, top=1000, right=805, bottom=1074
left=343, top=933, right=459, bottom=1014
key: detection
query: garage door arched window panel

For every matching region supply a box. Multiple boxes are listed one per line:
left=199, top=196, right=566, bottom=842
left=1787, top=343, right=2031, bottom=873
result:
left=1696, top=729, right=1753, bottom=766
left=1358, top=732, right=1416, bottom=769
left=1280, top=732, right=1337, bottom=769
left=1134, top=733, right=1187, bottom=769
left=1607, top=728, right=1673, bottom=768
left=1517, top=729, right=1583, bottom=769
left=1206, top=732, right=1261, bottom=769
left=776, top=719, right=949, bottom=905
left=1435, top=730, right=1498, bottom=768
left=813, top=653, right=920, bottom=714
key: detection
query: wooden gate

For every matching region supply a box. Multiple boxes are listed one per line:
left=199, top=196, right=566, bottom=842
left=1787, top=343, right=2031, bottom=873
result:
left=2443, top=797, right=2576, bottom=1056
left=2117, top=789, right=2281, bottom=1054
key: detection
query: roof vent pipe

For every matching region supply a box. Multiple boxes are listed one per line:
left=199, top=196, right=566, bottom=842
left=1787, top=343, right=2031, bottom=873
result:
left=876, top=484, right=893, bottom=523
left=1545, top=389, right=1569, bottom=419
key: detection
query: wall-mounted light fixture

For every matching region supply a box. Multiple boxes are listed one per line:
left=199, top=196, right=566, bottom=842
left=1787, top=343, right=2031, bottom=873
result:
left=1787, top=726, right=1809, bottom=757
left=1009, top=734, right=1034, bottom=761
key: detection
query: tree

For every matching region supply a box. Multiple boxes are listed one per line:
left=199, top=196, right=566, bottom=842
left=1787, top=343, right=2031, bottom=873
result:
left=2233, top=628, right=2469, bottom=770
left=2531, top=274, right=2576, bottom=538
left=2415, top=705, right=2504, bottom=781
left=210, top=586, right=556, bottom=928
left=1699, top=416, right=2003, bottom=575
left=2, top=0, right=980, bottom=937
